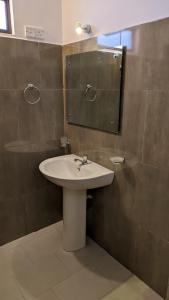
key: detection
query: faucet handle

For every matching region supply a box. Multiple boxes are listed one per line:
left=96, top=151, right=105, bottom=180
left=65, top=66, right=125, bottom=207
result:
left=60, top=136, right=69, bottom=147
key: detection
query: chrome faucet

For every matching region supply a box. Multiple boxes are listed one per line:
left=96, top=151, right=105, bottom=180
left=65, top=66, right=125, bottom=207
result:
left=60, top=136, right=71, bottom=154
left=74, top=155, right=90, bottom=170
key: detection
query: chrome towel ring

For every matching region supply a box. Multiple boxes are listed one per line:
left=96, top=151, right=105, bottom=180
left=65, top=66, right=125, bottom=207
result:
left=84, top=84, right=97, bottom=102
left=24, top=83, right=40, bottom=105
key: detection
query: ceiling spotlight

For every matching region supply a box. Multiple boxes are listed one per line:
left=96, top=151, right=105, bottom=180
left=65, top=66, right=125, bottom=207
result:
left=75, top=22, right=92, bottom=35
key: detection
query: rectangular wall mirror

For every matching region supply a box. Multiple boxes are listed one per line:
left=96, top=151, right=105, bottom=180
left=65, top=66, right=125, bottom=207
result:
left=65, top=47, right=124, bottom=134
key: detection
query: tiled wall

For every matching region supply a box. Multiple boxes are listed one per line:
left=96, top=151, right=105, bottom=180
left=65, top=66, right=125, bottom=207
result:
left=0, top=37, right=64, bottom=245
left=63, top=18, right=169, bottom=298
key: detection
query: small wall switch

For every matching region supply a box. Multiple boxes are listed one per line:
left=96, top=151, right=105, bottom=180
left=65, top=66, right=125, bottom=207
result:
left=25, top=26, right=35, bottom=39
left=35, top=28, right=45, bottom=40
left=25, top=26, right=45, bottom=41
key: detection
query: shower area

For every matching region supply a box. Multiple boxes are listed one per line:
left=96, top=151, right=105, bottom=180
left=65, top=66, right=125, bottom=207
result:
left=0, top=37, right=64, bottom=245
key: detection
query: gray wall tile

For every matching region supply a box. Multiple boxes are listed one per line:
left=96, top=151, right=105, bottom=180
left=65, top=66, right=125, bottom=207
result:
left=39, top=43, right=63, bottom=89
left=0, top=36, right=64, bottom=244
left=63, top=17, right=169, bottom=298
left=143, top=91, right=169, bottom=169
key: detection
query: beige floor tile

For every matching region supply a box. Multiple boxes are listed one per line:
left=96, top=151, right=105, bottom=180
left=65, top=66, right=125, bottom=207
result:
left=0, top=245, right=33, bottom=280
left=0, top=245, right=15, bottom=277
left=54, top=268, right=113, bottom=300
left=21, top=289, right=60, bottom=300
left=15, top=253, right=72, bottom=298
left=54, top=244, right=84, bottom=274
left=76, top=239, right=131, bottom=281
left=0, top=276, right=24, bottom=300
left=21, top=228, right=62, bottom=263
left=54, top=237, right=103, bottom=274
left=53, top=258, right=131, bottom=300
left=102, top=276, right=163, bottom=300
left=54, top=237, right=130, bottom=277
left=38, top=290, right=60, bottom=300
left=0, top=222, right=163, bottom=300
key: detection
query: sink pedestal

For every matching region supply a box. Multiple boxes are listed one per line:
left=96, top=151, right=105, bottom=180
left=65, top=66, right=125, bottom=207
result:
left=63, top=188, right=87, bottom=251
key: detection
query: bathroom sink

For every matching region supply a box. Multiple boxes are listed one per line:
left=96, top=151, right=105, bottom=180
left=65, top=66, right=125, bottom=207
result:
left=39, top=154, right=114, bottom=252
left=39, top=154, right=114, bottom=190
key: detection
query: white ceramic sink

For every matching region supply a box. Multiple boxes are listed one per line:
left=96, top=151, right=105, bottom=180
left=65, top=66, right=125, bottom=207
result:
left=39, top=154, right=114, bottom=190
left=39, top=154, right=114, bottom=252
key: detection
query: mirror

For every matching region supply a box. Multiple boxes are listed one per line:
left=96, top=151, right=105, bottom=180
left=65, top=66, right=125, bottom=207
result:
left=65, top=47, right=124, bottom=134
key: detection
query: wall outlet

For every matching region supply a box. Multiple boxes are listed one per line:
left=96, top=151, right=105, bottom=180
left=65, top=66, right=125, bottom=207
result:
left=25, top=26, right=45, bottom=41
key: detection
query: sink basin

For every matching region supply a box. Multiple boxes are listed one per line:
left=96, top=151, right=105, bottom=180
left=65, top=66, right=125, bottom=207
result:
left=39, top=154, right=114, bottom=190
left=39, top=154, right=114, bottom=251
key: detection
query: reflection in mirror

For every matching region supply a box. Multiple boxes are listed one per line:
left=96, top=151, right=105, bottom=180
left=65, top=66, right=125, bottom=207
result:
left=66, top=47, right=125, bottom=134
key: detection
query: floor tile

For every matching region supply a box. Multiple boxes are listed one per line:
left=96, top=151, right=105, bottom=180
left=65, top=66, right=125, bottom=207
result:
left=54, top=236, right=128, bottom=277
left=21, top=289, right=60, bottom=300
left=0, top=221, right=163, bottom=300
left=21, top=226, right=62, bottom=263
left=0, top=245, right=32, bottom=279
left=0, top=276, right=24, bottom=300
left=74, top=238, right=131, bottom=280
left=54, top=243, right=83, bottom=273
left=54, top=237, right=106, bottom=274
left=38, top=290, right=60, bottom=300
left=0, top=241, right=71, bottom=298
left=102, top=276, right=163, bottom=300
left=53, top=257, right=131, bottom=300
left=15, top=253, right=71, bottom=298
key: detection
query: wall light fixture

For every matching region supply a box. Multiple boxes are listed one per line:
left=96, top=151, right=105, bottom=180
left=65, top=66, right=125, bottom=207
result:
left=75, top=22, right=92, bottom=35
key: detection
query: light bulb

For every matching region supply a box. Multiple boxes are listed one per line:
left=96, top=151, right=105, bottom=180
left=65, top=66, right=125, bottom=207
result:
left=75, top=25, right=83, bottom=35
left=75, top=22, right=92, bottom=35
